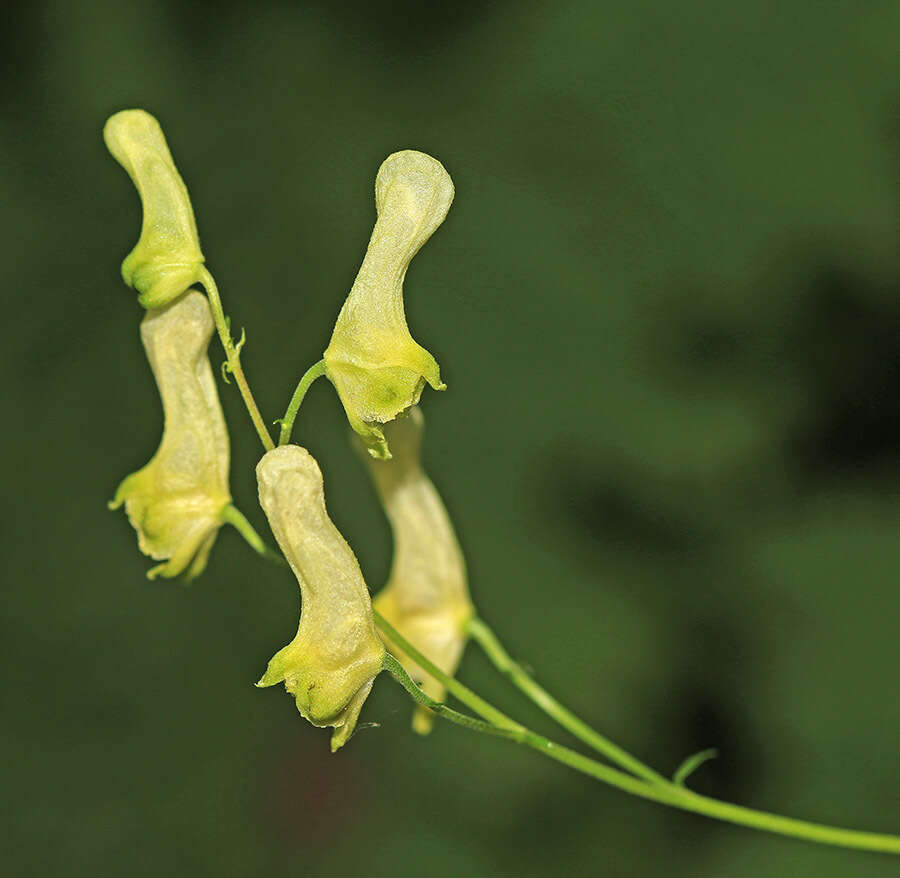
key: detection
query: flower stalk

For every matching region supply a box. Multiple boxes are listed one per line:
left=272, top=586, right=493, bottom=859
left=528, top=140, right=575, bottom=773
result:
left=466, top=615, right=668, bottom=785
left=377, top=610, right=900, bottom=854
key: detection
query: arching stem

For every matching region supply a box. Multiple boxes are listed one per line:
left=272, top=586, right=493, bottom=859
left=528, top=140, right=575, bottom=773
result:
left=466, top=615, right=667, bottom=785
left=199, top=267, right=274, bottom=451
left=376, top=611, right=900, bottom=854
left=278, top=359, right=326, bottom=446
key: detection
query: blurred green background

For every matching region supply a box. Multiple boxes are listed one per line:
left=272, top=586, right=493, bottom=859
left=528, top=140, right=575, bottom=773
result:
left=4, top=1, right=900, bottom=875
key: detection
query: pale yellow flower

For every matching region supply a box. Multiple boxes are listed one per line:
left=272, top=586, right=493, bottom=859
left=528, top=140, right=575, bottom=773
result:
left=323, top=150, right=453, bottom=459
left=110, top=290, right=231, bottom=580
left=104, top=109, right=205, bottom=308
left=363, top=408, right=473, bottom=733
left=255, top=445, right=386, bottom=751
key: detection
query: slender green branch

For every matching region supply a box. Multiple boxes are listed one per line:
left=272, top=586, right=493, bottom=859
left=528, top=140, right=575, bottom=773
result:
left=375, top=610, right=524, bottom=734
left=221, top=504, right=285, bottom=566
left=198, top=268, right=274, bottom=451
left=520, top=737, right=900, bottom=854
left=379, top=610, right=900, bottom=854
left=466, top=616, right=667, bottom=785
left=278, top=359, right=326, bottom=446
left=673, top=749, right=718, bottom=786
left=382, top=654, right=515, bottom=739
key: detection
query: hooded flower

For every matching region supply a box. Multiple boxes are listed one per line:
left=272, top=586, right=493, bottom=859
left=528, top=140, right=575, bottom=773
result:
left=109, top=290, right=231, bottom=580
left=255, top=445, right=386, bottom=751
left=361, top=408, right=473, bottom=733
left=323, top=150, right=453, bottom=459
left=104, top=109, right=205, bottom=308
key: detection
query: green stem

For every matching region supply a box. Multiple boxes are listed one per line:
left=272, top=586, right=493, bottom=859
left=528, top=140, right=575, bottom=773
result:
left=521, top=739, right=900, bottom=854
left=199, top=268, right=274, bottom=452
left=382, top=654, right=515, bottom=739
left=278, top=359, right=326, bottom=446
left=220, top=504, right=285, bottom=566
left=375, top=610, right=524, bottom=734
left=466, top=616, right=667, bottom=785
left=377, top=611, right=900, bottom=854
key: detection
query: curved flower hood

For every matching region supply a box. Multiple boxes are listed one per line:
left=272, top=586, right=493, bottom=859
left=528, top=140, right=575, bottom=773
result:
left=323, top=150, right=453, bottom=459
left=110, top=290, right=231, bottom=580
left=104, top=109, right=205, bottom=308
left=256, top=445, right=386, bottom=751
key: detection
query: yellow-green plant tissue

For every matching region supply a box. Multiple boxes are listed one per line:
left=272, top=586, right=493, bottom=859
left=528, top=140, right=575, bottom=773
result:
left=104, top=109, right=205, bottom=308
left=363, top=408, right=473, bottom=733
left=110, top=290, right=232, bottom=580
left=323, top=150, right=453, bottom=459
left=256, top=445, right=386, bottom=751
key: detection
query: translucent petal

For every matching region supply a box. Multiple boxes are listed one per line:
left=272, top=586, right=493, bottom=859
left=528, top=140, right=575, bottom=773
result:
left=104, top=109, right=205, bottom=308
left=362, top=408, right=473, bottom=733
left=324, top=150, right=453, bottom=458
left=110, top=290, right=230, bottom=580
left=256, top=445, right=385, bottom=751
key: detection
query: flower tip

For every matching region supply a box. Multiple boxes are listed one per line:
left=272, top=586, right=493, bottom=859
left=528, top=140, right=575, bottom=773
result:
left=104, top=108, right=205, bottom=308
left=366, top=437, right=392, bottom=461
left=103, top=108, right=160, bottom=157
left=256, top=644, right=292, bottom=688
left=327, top=679, right=377, bottom=751
left=253, top=673, right=272, bottom=689
left=376, top=150, right=454, bottom=233
left=255, top=666, right=285, bottom=689
left=412, top=706, right=437, bottom=736
left=330, top=727, right=351, bottom=753
left=146, top=562, right=168, bottom=580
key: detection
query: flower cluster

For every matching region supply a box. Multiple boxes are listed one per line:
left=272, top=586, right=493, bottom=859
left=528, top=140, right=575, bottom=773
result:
left=106, top=110, right=467, bottom=748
